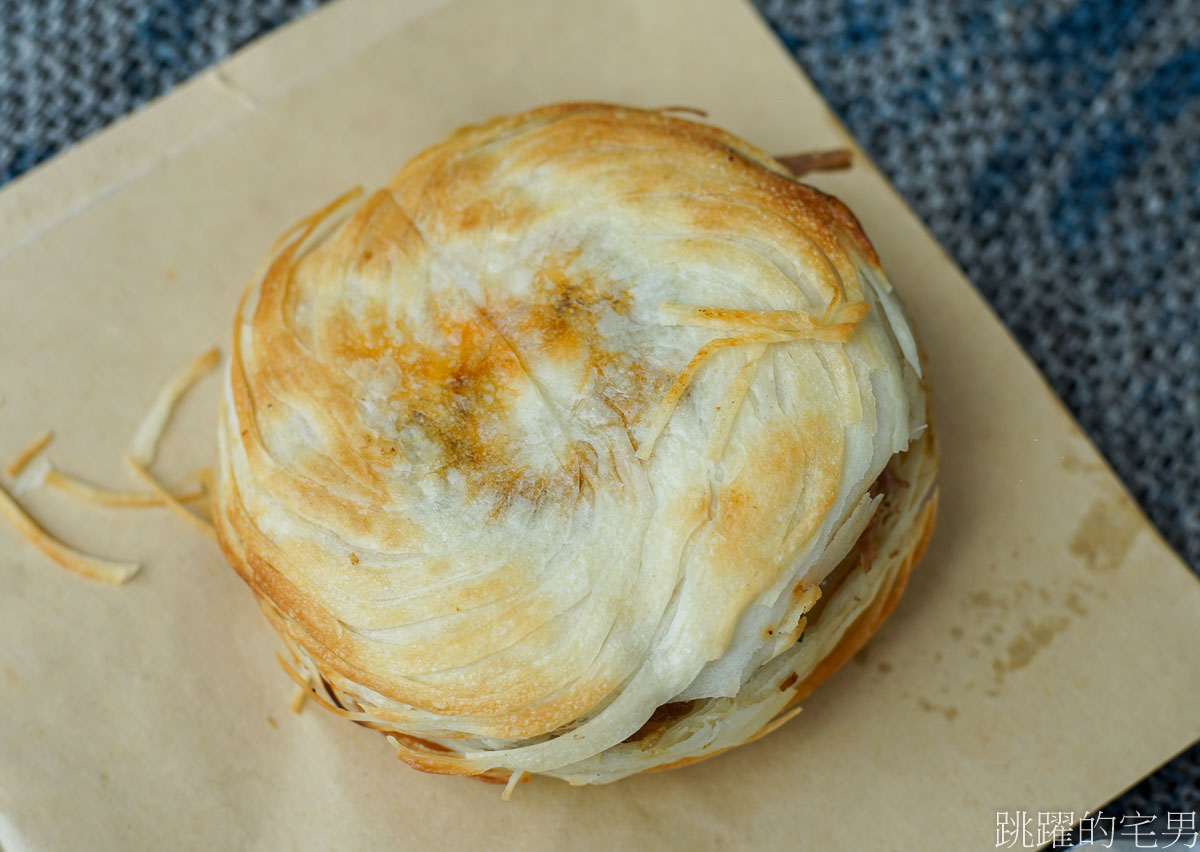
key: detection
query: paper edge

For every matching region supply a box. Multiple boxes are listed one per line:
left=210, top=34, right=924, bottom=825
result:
left=0, top=0, right=459, bottom=259
left=0, top=0, right=1194, bottom=829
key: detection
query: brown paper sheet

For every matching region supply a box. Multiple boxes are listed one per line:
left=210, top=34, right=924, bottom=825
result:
left=1, top=0, right=1197, bottom=848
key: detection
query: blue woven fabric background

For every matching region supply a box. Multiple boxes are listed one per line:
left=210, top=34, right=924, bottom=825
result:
left=0, top=0, right=1196, bottom=824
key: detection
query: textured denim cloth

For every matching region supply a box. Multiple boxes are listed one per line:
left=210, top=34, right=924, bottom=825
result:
left=0, top=0, right=1196, bottom=821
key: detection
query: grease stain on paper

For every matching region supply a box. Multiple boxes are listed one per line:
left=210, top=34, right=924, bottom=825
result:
left=998, top=615, right=1071, bottom=675
left=917, top=696, right=958, bottom=721
left=1059, top=451, right=1105, bottom=475
left=1064, top=592, right=1088, bottom=616
left=4, top=664, right=22, bottom=689
left=955, top=578, right=1093, bottom=692
left=1069, top=498, right=1140, bottom=573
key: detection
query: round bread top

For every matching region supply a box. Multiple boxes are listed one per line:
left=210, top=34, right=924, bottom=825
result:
left=220, top=103, right=924, bottom=755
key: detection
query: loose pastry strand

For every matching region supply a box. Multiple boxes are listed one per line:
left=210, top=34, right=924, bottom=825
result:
left=129, top=347, right=220, bottom=467
left=636, top=301, right=870, bottom=460
left=776, top=149, right=853, bottom=176
left=45, top=467, right=207, bottom=508
left=0, top=345, right=220, bottom=584
left=123, top=455, right=216, bottom=538
left=0, top=481, right=140, bottom=585
left=6, top=429, right=209, bottom=508
left=4, top=430, right=53, bottom=478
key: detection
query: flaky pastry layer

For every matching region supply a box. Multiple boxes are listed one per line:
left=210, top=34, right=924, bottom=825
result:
left=215, top=103, right=938, bottom=784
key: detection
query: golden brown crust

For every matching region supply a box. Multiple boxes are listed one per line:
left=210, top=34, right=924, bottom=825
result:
left=785, top=489, right=937, bottom=711
left=216, top=102, right=937, bottom=784
left=641, top=472, right=938, bottom=777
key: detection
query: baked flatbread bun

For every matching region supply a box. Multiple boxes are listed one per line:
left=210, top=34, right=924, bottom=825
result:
left=215, top=103, right=938, bottom=786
